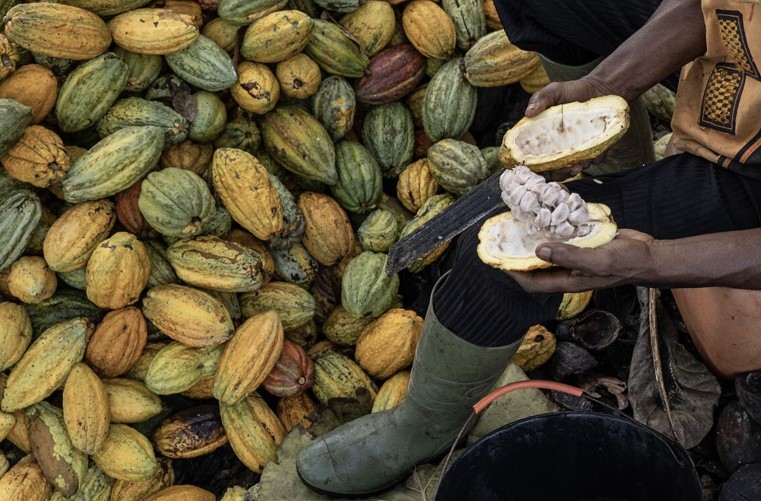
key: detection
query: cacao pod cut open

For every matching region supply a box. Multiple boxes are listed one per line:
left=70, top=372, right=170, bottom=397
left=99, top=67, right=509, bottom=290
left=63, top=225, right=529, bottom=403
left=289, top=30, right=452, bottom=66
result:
left=499, top=95, right=630, bottom=172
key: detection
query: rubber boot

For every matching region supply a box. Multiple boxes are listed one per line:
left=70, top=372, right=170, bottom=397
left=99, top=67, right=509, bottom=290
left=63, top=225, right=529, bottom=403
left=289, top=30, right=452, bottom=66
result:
left=538, top=54, right=656, bottom=175
left=296, top=273, right=522, bottom=496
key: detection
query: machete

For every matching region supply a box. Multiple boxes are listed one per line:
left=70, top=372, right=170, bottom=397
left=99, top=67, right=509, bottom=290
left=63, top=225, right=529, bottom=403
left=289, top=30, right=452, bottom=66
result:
left=385, top=170, right=505, bottom=275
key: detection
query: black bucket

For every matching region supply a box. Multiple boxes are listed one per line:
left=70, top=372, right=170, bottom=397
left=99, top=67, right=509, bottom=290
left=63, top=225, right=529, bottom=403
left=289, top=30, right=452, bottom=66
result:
left=435, top=412, right=702, bottom=501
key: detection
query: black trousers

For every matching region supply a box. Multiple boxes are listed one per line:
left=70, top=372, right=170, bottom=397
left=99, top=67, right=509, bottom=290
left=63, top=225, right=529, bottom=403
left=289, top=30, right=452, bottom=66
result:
left=434, top=154, right=761, bottom=346
left=495, top=0, right=680, bottom=91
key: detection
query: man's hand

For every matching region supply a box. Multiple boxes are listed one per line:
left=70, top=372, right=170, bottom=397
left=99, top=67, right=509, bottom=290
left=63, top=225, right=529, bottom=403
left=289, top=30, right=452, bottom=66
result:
left=506, top=229, right=656, bottom=293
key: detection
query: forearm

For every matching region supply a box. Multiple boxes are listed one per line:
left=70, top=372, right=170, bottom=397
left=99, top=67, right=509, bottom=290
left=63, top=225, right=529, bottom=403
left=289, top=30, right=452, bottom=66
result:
left=587, top=0, right=706, bottom=101
left=647, top=228, right=761, bottom=289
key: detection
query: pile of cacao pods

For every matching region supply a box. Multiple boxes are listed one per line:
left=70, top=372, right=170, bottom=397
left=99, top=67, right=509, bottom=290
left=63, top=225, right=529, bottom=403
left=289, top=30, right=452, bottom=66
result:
left=0, top=0, right=555, bottom=497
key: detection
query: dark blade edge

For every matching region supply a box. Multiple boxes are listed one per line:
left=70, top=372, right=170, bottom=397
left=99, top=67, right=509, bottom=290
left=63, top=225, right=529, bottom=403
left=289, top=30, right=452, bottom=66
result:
left=385, top=170, right=505, bottom=275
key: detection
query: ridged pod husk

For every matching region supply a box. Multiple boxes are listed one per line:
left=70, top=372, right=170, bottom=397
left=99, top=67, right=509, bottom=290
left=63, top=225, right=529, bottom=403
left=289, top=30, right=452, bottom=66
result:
left=92, top=424, right=158, bottom=481
left=115, top=47, right=162, bottom=93
left=59, top=0, right=152, bottom=16
left=110, top=457, right=174, bottom=501
left=422, top=57, right=477, bottom=142
left=406, top=84, right=427, bottom=127
left=219, top=393, right=286, bottom=473
left=341, top=251, right=400, bottom=319
left=104, top=378, right=163, bottom=424
left=1, top=125, right=70, bottom=188
left=262, top=339, right=314, bottom=397
left=312, top=76, right=356, bottom=141
left=399, top=194, right=454, bottom=272
left=0, top=189, right=41, bottom=272
left=181, top=375, right=216, bottom=400
left=0, top=65, right=57, bottom=125
left=239, top=281, right=316, bottom=331
left=144, top=485, right=216, bottom=501
left=138, top=168, right=215, bottom=238
left=7, top=409, right=30, bottom=452
left=519, top=63, right=551, bottom=94
left=355, top=308, right=423, bottom=379
left=372, top=370, right=410, bottom=413
left=211, top=148, right=284, bottom=240
left=114, top=181, right=153, bottom=238
left=354, top=44, right=426, bottom=106
left=161, top=139, right=214, bottom=174
left=4, top=3, right=111, bottom=60
left=202, top=17, right=239, bottom=52
left=304, top=19, right=370, bottom=78
left=402, top=0, right=456, bottom=60
left=227, top=229, right=276, bottom=277
left=441, top=0, right=485, bottom=50
left=86, top=307, right=148, bottom=378
left=427, top=138, right=489, bottom=195
left=261, top=105, right=337, bottom=185
left=26, top=402, right=88, bottom=497
left=463, top=30, right=540, bottom=87
left=56, top=53, right=130, bottom=133
left=62, top=126, right=165, bottom=203
left=86, top=232, right=151, bottom=309
left=339, top=1, right=396, bottom=57
left=152, top=405, right=227, bottom=459
left=396, top=158, right=439, bottom=212
left=0, top=99, right=32, bottom=158
left=97, top=97, right=189, bottom=145
left=165, top=35, right=238, bottom=92
left=241, top=10, right=313, bottom=63
left=62, top=363, right=110, bottom=455
left=312, top=350, right=378, bottom=405
left=125, top=342, right=166, bottom=382
left=44, top=200, right=116, bottom=273
left=357, top=209, right=400, bottom=252
left=145, top=242, right=178, bottom=287
left=217, top=0, right=289, bottom=26
left=298, top=192, right=356, bottom=266
left=277, top=392, right=317, bottom=432
left=2, top=317, right=90, bottom=413
left=213, top=310, right=284, bottom=405
left=108, top=8, right=199, bottom=55
left=362, top=101, right=415, bottom=178
left=7, top=256, right=57, bottom=304
left=145, top=342, right=223, bottom=395
left=0, top=34, right=19, bottom=81
left=513, top=324, right=557, bottom=372
left=166, top=235, right=267, bottom=293
left=322, top=304, right=372, bottom=346
left=483, top=0, right=501, bottom=30
left=0, top=302, right=32, bottom=370
left=271, top=243, right=318, bottom=287
left=332, top=140, right=383, bottom=214
left=142, top=284, right=234, bottom=347
left=0, top=455, right=52, bottom=501
left=275, top=53, right=322, bottom=100
left=556, top=291, right=593, bottom=320
left=47, top=463, right=113, bottom=501
left=23, top=204, right=55, bottom=256
left=22, top=290, right=101, bottom=337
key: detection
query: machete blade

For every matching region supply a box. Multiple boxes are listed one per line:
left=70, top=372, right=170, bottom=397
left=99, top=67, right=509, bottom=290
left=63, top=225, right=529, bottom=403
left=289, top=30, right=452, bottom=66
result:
left=385, top=170, right=505, bottom=275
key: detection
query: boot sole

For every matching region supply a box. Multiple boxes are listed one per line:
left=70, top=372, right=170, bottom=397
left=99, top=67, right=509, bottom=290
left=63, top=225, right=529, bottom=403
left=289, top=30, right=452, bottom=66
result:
left=296, top=463, right=410, bottom=498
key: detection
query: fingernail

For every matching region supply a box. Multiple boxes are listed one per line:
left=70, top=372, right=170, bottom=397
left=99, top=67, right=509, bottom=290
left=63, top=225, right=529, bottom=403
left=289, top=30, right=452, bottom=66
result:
left=536, top=246, right=551, bottom=260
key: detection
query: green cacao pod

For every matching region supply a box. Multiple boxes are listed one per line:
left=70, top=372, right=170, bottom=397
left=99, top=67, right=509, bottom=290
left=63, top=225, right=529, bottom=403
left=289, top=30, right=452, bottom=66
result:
left=312, top=350, right=377, bottom=406
left=441, top=0, right=486, bottom=50
left=23, top=290, right=101, bottom=337
left=361, top=102, right=415, bottom=178
left=422, top=57, right=477, bottom=142
left=145, top=241, right=178, bottom=287
left=0, top=98, right=32, bottom=158
left=332, top=140, right=383, bottom=214
left=219, top=393, right=285, bottom=473
left=55, top=53, right=129, bottom=133
left=357, top=209, right=399, bottom=252
left=62, top=126, right=165, bottom=203
left=217, top=0, right=289, bottom=25
left=96, top=97, right=188, bottom=145
left=138, top=168, right=215, bottom=238
left=241, top=10, right=313, bottom=63
left=261, top=106, right=337, bottom=185
left=239, top=281, right=316, bottom=331
left=145, top=342, right=223, bottom=395
left=341, top=251, right=399, bottom=319
left=462, top=30, right=540, bottom=87
left=188, top=91, right=227, bottom=142
left=427, top=138, right=489, bottom=195
left=114, top=48, right=162, bottom=93
left=304, top=19, right=369, bottom=78
left=213, top=113, right=261, bottom=154
left=311, top=76, right=356, bottom=141
left=0, top=189, right=41, bottom=272
left=165, top=36, right=237, bottom=92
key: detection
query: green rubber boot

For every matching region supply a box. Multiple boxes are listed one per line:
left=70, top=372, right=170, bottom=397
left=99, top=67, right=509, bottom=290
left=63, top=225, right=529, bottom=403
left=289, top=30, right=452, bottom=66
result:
left=538, top=54, right=656, bottom=175
left=296, top=274, right=522, bottom=496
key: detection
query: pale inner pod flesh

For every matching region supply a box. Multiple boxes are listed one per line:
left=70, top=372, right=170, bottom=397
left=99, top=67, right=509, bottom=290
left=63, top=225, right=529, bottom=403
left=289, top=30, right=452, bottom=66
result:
left=514, top=109, right=621, bottom=157
left=477, top=166, right=617, bottom=271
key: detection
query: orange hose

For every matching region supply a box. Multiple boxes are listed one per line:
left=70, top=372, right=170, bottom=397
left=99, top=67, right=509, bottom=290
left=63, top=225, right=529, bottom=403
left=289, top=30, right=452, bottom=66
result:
left=473, top=380, right=585, bottom=414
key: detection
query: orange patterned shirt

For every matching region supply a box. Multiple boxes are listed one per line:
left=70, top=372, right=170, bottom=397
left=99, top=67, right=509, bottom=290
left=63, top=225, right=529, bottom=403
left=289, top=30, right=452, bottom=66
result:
left=672, top=0, right=761, bottom=174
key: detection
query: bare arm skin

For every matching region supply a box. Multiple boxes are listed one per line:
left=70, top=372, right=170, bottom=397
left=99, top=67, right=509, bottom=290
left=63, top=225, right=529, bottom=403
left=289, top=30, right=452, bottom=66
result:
left=507, top=227, right=761, bottom=292
left=524, top=0, right=707, bottom=116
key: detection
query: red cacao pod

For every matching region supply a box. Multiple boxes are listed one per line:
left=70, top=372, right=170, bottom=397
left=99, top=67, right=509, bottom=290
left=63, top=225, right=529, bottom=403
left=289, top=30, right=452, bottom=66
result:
left=263, top=339, right=314, bottom=397
left=354, top=45, right=426, bottom=106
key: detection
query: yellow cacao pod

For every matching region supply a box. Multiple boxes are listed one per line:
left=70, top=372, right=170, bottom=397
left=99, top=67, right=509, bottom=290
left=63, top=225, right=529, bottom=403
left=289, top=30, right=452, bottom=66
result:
left=0, top=455, right=52, bottom=501
left=110, top=458, right=174, bottom=501
left=355, top=308, right=423, bottom=379
left=7, top=256, right=57, bottom=304
left=7, top=409, right=31, bottom=452
left=144, top=485, right=215, bottom=501
left=2, top=317, right=91, bottom=412
left=402, top=0, right=456, bottom=60
left=513, top=324, right=557, bottom=372
left=108, top=8, right=200, bottom=55
left=220, top=393, right=286, bottom=473
left=62, top=363, right=110, bottom=454
left=1, top=125, right=70, bottom=188
left=0, top=34, right=19, bottom=81
left=519, top=62, right=551, bottom=94
left=340, top=1, right=396, bottom=57
left=0, top=375, right=16, bottom=442
left=126, top=342, right=168, bottom=382
left=241, top=10, right=314, bottom=63
left=0, top=301, right=33, bottom=370
left=160, top=139, right=213, bottom=175
left=275, top=53, right=322, bottom=100
left=214, top=310, right=284, bottom=405
left=556, top=291, right=593, bottom=320
left=181, top=375, right=216, bottom=399
left=92, top=424, right=158, bottom=481
left=372, top=370, right=410, bottom=413
left=104, top=378, right=163, bottom=424
left=86, top=232, right=151, bottom=309
left=85, top=307, right=148, bottom=378
left=298, top=192, right=356, bottom=266
left=462, top=30, right=540, bottom=87
left=396, top=158, right=439, bottom=213
left=0, top=64, right=58, bottom=124
left=231, top=61, right=281, bottom=115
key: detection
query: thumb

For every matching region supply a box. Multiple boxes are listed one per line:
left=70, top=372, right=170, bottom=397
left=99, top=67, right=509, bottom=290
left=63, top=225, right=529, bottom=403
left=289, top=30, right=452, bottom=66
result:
left=535, top=242, right=596, bottom=269
left=525, top=82, right=562, bottom=117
